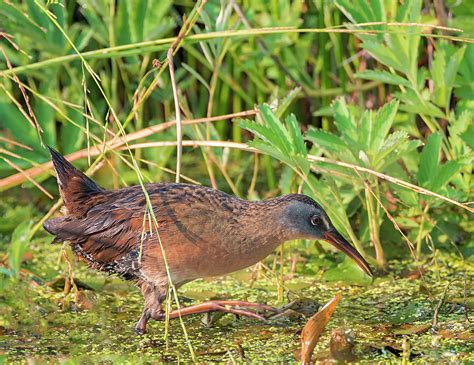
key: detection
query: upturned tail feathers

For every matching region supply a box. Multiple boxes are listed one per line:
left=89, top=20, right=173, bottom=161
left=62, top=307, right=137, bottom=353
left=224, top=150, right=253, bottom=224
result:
left=47, top=146, right=103, bottom=218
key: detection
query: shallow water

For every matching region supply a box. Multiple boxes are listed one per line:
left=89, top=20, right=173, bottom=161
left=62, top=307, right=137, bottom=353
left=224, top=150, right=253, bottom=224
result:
left=1, top=237, right=473, bottom=363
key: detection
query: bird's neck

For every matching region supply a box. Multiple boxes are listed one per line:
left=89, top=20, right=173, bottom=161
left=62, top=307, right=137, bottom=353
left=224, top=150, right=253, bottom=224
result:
left=236, top=196, right=297, bottom=248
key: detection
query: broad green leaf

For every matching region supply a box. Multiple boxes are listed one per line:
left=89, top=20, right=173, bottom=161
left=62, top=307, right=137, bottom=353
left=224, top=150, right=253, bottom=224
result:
left=35, top=79, right=56, bottom=147
left=362, top=41, right=405, bottom=73
left=8, top=220, right=33, bottom=277
left=370, top=100, right=399, bottom=152
left=358, top=110, right=373, bottom=153
left=356, top=70, right=410, bottom=87
left=395, top=91, right=445, bottom=118
left=431, top=161, right=463, bottom=192
left=460, top=125, right=474, bottom=150
left=116, top=1, right=132, bottom=45
left=240, top=119, right=288, bottom=156
left=448, top=110, right=473, bottom=158
left=241, top=105, right=309, bottom=175
left=259, top=104, right=291, bottom=155
left=305, top=129, right=347, bottom=155
left=312, top=105, right=333, bottom=117
left=373, top=130, right=420, bottom=169
left=77, top=0, right=108, bottom=45
left=332, top=98, right=357, bottom=145
left=61, top=103, right=85, bottom=154
left=130, top=0, right=148, bottom=42
left=432, top=43, right=466, bottom=108
left=0, top=101, right=43, bottom=152
left=276, top=88, right=301, bottom=118
left=456, top=44, right=474, bottom=99
left=418, top=132, right=442, bottom=187
left=287, top=114, right=307, bottom=157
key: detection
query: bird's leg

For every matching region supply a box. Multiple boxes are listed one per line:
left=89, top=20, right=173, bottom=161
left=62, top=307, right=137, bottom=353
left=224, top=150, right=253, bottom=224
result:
left=156, top=300, right=279, bottom=321
left=135, top=282, right=167, bottom=335
left=135, top=310, right=151, bottom=335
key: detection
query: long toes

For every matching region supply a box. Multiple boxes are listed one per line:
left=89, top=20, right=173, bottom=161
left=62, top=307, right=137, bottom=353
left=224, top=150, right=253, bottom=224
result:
left=150, top=310, right=165, bottom=321
left=237, top=304, right=279, bottom=313
left=225, top=307, right=268, bottom=321
left=214, top=301, right=279, bottom=313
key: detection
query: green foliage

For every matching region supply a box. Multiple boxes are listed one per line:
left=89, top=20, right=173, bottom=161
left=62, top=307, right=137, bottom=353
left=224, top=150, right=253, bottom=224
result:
left=240, top=105, right=309, bottom=175
left=0, top=0, right=472, bottom=268
left=307, top=99, right=420, bottom=171
left=2, top=221, right=33, bottom=278
left=418, top=132, right=464, bottom=194
left=0, top=1, right=473, bottom=362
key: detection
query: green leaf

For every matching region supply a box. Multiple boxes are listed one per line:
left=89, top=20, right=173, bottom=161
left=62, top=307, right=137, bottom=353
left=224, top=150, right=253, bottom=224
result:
left=35, top=79, right=56, bottom=147
left=418, top=132, right=442, bottom=188
left=8, top=220, right=33, bottom=277
left=373, top=131, right=420, bottom=169
left=432, top=43, right=466, bottom=108
left=305, top=129, right=347, bottom=155
left=448, top=110, right=473, bottom=158
left=286, top=114, right=307, bottom=157
left=61, top=106, right=85, bottom=154
left=395, top=90, right=445, bottom=118
left=276, top=88, right=301, bottom=118
left=116, top=1, right=132, bottom=45
left=130, top=0, right=148, bottom=42
left=362, top=41, right=405, bottom=73
left=460, top=125, right=474, bottom=150
left=356, top=70, right=410, bottom=87
left=456, top=44, right=474, bottom=99
left=241, top=105, right=309, bottom=175
left=332, top=98, right=357, bottom=145
left=259, top=104, right=291, bottom=155
left=370, top=100, right=399, bottom=152
left=77, top=0, right=108, bottom=45
left=358, top=110, right=373, bottom=152
left=240, top=118, right=287, bottom=155
left=432, top=161, right=463, bottom=192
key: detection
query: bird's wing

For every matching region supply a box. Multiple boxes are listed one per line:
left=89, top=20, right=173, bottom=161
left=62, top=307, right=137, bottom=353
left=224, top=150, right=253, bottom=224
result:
left=50, top=198, right=145, bottom=266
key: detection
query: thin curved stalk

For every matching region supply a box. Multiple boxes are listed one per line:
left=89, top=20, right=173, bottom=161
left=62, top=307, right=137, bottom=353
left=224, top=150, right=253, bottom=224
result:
left=2, top=25, right=471, bottom=77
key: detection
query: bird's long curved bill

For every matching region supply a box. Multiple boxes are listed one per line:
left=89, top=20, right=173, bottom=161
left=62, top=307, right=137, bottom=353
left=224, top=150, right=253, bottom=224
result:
left=324, top=231, right=373, bottom=277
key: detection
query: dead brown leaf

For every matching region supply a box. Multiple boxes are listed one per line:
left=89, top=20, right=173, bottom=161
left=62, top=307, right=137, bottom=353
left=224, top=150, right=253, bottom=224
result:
left=300, top=292, right=342, bottom=364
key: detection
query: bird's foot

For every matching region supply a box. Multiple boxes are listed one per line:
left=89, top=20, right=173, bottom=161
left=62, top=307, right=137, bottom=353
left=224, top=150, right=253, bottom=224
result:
left=135, top=310, right=152, bottom=335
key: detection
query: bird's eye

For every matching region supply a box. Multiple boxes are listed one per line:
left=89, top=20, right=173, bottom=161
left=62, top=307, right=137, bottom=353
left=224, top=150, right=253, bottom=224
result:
left=311, top=216, right=321, bottom=225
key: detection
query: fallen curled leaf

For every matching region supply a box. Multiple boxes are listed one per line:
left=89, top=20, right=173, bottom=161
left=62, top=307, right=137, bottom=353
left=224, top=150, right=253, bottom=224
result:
left=300, top=292, right=342, bottom=364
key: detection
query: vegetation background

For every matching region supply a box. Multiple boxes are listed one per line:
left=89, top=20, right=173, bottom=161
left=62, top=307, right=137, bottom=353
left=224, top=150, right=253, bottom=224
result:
left=0, top=0, right=473, bottom=362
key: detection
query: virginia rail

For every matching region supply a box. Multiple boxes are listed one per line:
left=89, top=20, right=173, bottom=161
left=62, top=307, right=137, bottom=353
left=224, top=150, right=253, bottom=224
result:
left=44, top=147, right=372, bottom=334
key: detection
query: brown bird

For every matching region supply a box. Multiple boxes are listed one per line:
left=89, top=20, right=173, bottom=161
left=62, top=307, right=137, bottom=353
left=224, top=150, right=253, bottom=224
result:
left=44, top=147, right=372, bottom=334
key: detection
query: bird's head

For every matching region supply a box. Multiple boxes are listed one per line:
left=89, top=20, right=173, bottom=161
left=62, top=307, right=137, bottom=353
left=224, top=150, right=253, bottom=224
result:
left=278, top=194, right=373, bottom=277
